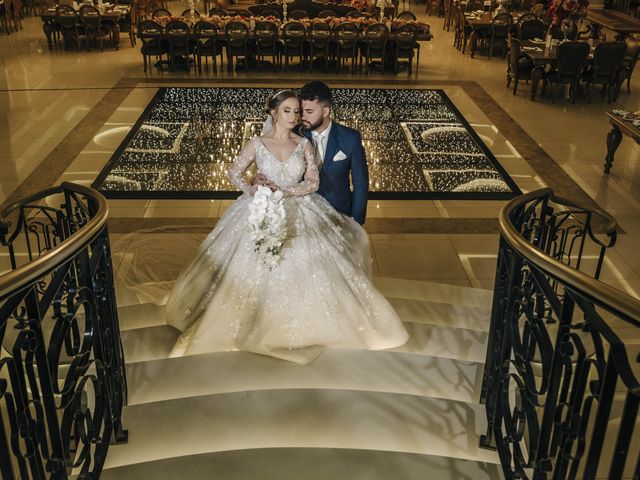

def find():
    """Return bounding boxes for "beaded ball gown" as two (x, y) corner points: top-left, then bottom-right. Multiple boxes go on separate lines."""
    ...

(165, 136), (408, 364)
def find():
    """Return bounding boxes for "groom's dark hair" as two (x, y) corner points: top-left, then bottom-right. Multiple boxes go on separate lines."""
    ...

(300, 81), (332, 106)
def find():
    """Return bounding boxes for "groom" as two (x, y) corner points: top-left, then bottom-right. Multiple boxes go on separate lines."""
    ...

(298, 81), (369, 225)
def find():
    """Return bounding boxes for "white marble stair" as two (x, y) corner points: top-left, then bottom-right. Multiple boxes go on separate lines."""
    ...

(101, 448), (502, 480)
(104, 389), (497, 469)
(102, 277), (502, 479)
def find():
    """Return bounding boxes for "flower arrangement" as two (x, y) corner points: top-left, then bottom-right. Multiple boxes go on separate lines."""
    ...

(392, 18), (430, 33)
(248, 186), (287, 270)
(299, 15), (377, 28)
(547, 0), (589, 25)
(349, 0), (368, 9)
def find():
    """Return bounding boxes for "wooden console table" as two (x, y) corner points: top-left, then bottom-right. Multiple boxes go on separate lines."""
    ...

(604, 112), (640, 173)
(587, 9), (640, 39)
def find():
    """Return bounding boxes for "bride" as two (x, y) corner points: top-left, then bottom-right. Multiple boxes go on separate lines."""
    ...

(165, 89), (408, 364)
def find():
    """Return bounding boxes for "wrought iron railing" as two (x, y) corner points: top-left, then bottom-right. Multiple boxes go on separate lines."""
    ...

(0, 182), (127, 480)
(480, 187), (640, 480)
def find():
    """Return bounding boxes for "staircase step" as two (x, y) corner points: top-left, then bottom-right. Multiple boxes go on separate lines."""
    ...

(373, 277), (493, 310)
(115, 277), (494, 333)
(117, 296), (491, 334)
(125, 349), (484, 406)
(120, 320), (488, 364)
(387, 297), (490, 332)
(395, 322), (488, 361)
(118, 302), (166, 331)
(103, 389), (499, 470)
(101, 448), (502, 480)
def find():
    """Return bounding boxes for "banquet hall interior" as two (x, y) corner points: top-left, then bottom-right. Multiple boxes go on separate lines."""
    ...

(2, 0), (640, 477)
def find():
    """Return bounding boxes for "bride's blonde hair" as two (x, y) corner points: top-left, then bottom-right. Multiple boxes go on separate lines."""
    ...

(265, 89), (299, 116)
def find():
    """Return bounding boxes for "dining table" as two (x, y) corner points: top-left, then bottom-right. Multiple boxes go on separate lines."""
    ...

(604, 111), (640, 173)
(147, 16), (433, 72)
(587, 8), (640, 40)
(519, 39), (598, 100)
(464, 10), (523, 57)
(40, 5), (129, 50)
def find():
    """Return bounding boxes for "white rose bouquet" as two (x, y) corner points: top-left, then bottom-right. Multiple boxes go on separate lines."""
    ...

(248, 185), (287, 270)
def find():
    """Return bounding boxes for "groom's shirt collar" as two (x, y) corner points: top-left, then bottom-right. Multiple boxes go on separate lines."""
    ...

(312, 121), (332, 142)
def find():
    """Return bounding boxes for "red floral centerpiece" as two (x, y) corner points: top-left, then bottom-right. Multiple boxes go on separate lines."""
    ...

(391, 18), (430, 33)
(547, 0), (589, 26)
(349, 0), (368, 9)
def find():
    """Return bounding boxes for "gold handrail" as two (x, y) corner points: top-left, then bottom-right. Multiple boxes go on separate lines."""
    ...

(499, 187), (640, 323)
(0, 182), (109, 299)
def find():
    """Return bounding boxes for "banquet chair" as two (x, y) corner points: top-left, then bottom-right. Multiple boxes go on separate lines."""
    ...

(56, 4), (81, 50)
(180, 8), (201, 17)
(194, 19), (223, 73)
(288, 9), (308, 19)
(506, 37), (534, 94)
(618, 34), (640, 95)
(394, 23), (419, 74)
(507, 0), (521, 10)
(208, 7), (229, 15)
(583, 42), (626, 103)
(517, 18), (545, 40)
(254, 20), (279, 71)
(543, 41), (589, 103)
(79, 4), (112, 51)
(443, 0), (454, 30)
(309, 21), (332, 72)
(465, 0), (482, 11)
(397, 10), (416, 20)
(363, 23), (388, 74)
(20, 0), (33, 16)
(261, 8), (281, 19)
(4, 0), (22, 32)
(426, 0), (439, 16)
(453, 6), (471, 52)
(127, 0), (140, 46)
(282, 21), (307, 72)
(515, 12), (535, 29)
(1, 0), (12, 33)
(335, 21), (358, 73)
(225, 20), (249, 71)
(488, 11), (511, 59)
(151, 7), (171, 17)
(138, 19), (167, 71)
(317, 9), (337, 17)
(530, 3), (543, 18)
(166, 19), (195, 69)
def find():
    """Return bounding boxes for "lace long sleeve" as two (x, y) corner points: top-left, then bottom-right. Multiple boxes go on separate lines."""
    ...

(228, 138), (257, 194)
(282, 141), (320, 197)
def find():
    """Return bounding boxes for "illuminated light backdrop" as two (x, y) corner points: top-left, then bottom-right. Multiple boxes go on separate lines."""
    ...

(93, 87), (521, 200)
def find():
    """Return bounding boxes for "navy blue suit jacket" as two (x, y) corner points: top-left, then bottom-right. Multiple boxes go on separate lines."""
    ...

(304, 122), (369, 225)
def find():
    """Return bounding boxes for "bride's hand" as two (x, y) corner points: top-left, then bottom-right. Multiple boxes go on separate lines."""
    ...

(252, 173), (267, 185)
(253, 173), (278, 192)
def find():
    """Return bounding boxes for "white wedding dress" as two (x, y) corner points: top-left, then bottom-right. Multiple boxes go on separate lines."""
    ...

(166, 136), (408, 364)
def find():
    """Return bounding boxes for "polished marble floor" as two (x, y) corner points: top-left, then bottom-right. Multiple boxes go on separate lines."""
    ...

(1, 4), (640, 298)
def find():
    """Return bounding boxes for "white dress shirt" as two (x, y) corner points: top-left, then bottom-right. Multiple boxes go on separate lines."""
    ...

(311, 121), (332, 166)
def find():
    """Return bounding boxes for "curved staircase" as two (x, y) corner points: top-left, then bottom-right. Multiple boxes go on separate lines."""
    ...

(101, 277), (502, 479)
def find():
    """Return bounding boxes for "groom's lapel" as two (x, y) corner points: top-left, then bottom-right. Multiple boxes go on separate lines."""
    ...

(323, 124), (340, 171)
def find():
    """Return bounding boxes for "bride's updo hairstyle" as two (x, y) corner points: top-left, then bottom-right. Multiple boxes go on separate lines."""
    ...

(265, 89), (299, 117)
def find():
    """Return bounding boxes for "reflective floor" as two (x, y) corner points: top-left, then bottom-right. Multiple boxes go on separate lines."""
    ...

(1, 4), (640, 297)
